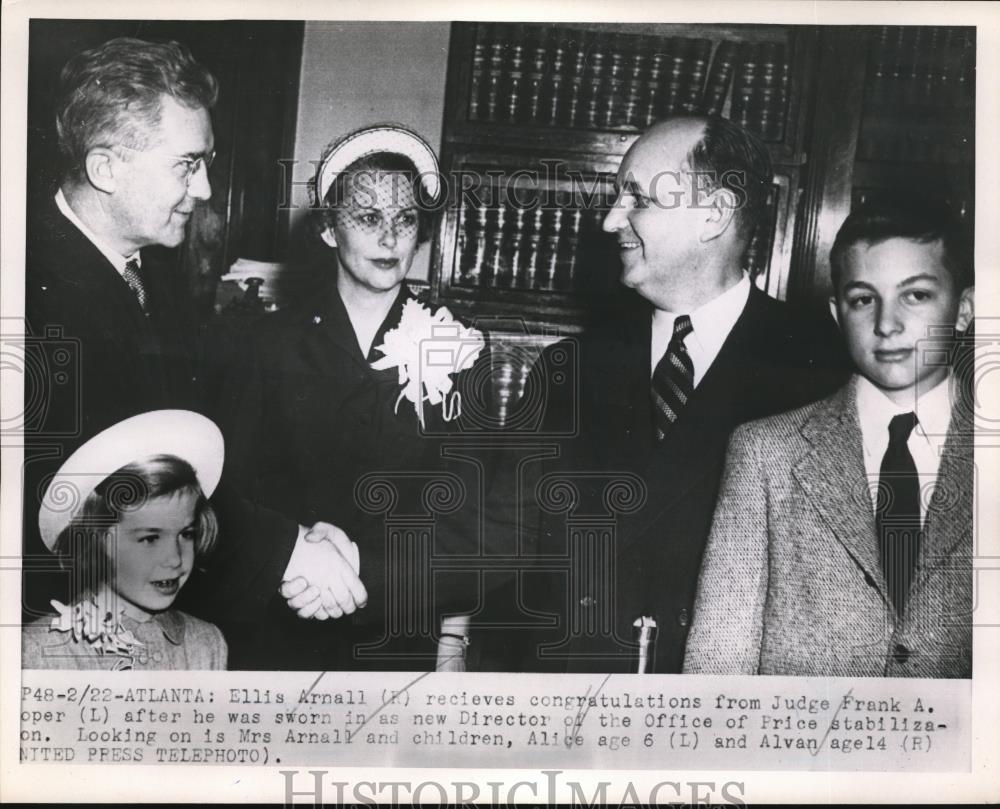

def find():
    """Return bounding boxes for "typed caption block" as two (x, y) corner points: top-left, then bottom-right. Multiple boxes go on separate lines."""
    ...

(19, 671), (969, 771)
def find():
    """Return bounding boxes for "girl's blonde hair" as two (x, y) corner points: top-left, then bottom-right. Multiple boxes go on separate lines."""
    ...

(53, 454), (218, 591)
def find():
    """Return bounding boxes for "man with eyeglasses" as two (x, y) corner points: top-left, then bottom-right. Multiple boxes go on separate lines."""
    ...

(28, 38), (218, 432)
(24, 37), (366, 656)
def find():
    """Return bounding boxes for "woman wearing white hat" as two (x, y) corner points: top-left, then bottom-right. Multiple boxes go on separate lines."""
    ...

(22, 410), (228, 670)
(220, 125), (485, 671)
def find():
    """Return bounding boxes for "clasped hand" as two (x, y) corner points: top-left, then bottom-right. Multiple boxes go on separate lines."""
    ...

(280, 522), (368, 620)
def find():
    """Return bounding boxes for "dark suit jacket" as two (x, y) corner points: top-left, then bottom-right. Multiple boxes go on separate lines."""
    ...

(25, 197), (196, 432)
(23, 195), (296, 625)
(217, 282), (495, 670)
(515, 286), (850, 673)
(684, 378), (972, 678)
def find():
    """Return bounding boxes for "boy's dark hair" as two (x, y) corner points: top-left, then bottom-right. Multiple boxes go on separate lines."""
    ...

(54, 455), (218, 596)
(830, 196), (974, 295)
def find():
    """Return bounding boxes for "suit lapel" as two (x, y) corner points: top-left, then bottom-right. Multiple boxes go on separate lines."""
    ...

(312, 284), (366, 364)
(368, 287), (409, 357)
(792, 379), (887, 596)
(616, 289), (772, 547)
(644, 291), (762, 476)
(304, 282), (412, 377)
(582, 302), (653, 469)
(917, 405), (973, 573)
(140, 247), (186, 325)
(35, 198), (154, 331)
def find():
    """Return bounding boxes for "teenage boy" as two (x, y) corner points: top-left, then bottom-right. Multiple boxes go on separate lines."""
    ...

(683, 199), (974, 678)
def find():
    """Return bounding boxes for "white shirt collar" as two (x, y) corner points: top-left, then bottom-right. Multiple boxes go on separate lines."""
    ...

(856, 372), (954, 448)
(650, 273), (752, 385)
(55, 188), (139, 275)
(856, 373), (954, 522)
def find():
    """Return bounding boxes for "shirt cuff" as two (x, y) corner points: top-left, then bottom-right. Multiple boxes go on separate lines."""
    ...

(280, 525), (310, 585)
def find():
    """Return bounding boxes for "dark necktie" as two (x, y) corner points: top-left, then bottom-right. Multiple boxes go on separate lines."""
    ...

(876, 412), (921, 615)
(651, 314), (694, 441)
(122, 258), (148, 314)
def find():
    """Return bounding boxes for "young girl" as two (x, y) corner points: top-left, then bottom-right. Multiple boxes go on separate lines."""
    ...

(22, 410), (228, 670)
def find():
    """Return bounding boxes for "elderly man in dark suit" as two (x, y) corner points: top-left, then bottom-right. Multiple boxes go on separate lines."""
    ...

(510, 115), (848, 674)
(23, 37), (362, 632)
(684, 199), (973, 677)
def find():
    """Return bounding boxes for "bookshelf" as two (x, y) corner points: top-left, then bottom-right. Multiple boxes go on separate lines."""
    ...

(790, 25), (975, 304)
(852, 25), (975, 218)
(432, 22), (975, 327)
(438, 150), (619, 327)
(433, 22), (815, 330)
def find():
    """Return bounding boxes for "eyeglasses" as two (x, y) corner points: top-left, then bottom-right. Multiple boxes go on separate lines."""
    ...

(115, 145), (216, 185)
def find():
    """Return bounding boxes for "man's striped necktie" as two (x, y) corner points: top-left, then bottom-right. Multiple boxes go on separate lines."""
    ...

(122, 258), (148, 314)
(651, 314), (694, 441)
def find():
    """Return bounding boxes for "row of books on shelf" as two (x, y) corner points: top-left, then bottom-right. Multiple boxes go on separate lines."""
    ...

(452, 197), (617, 294)
(449, 194), (775, 295)
(865, 25), (974, 109)
(466, 23), (791, 142)
(856, 124), (972, 165)
(852, 188), (972, 224)
(489, 352), (535, 426)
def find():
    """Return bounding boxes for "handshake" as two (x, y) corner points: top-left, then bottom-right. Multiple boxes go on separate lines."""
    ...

(278, 521), (469, 671)
(280, 522), (367, 620)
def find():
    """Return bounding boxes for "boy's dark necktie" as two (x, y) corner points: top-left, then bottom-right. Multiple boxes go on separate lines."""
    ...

(651, 314), (694, 441)
(877, 411), (921, 615)
(122, 258), (148, 314)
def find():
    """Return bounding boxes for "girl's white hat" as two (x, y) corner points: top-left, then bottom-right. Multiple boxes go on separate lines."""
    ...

(38, 410), (224, 551)
(315, 123), (441, 204)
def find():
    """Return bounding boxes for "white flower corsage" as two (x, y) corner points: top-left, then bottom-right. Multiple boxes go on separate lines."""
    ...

(49, 598), (144, 670)
(371, 299), (485, 428)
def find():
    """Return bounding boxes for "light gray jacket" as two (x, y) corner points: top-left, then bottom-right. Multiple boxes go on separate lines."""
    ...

(684, 378), (972, 678)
